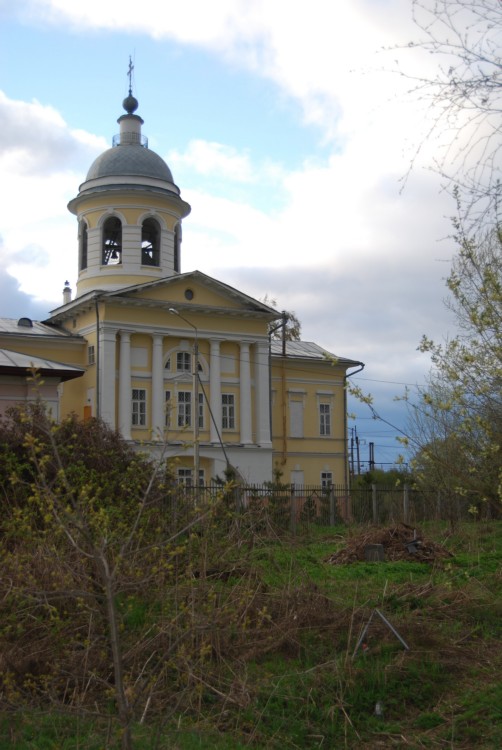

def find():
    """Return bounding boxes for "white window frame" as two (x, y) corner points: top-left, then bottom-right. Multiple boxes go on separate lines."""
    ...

(321, 471), (333, 489)
(222, 393), (235, 430)
(177, 390), (192, 427)
(198, 392), (204, 429)
(165, 390), (172, 427)
(177, 351), (191, 373)
(177, 467), (205, 487)
(87, 345), (95, 365)
(319, 402), (331, 436)
(132, 388), (147, 427)
(289, 398), (304, 438)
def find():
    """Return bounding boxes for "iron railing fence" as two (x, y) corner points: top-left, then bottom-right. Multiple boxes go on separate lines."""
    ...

(163, 482), (484, 533)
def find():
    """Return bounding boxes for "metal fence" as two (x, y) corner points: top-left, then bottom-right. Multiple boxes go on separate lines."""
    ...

(167, 482), (480, 533)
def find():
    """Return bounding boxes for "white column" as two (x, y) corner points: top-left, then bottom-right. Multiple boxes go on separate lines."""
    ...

(209, 339), (222, 444)
(118, 331), (132, 440)
(239, 341), (252, 444)
(100, 328), (117, 430)
(151, 334), (164, 439)
(255, 341), (272, 446)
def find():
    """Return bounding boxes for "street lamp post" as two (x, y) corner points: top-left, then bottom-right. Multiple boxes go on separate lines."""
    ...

(169, 308), (199, 488)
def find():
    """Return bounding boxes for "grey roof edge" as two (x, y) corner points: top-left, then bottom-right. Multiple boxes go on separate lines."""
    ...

(0, 348), (85, 381)
(270, 340), (364, 368)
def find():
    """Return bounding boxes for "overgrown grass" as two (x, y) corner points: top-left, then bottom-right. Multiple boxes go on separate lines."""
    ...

(2, 521), (501, 748)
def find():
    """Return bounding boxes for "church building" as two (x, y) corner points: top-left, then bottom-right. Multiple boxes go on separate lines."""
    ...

(0, 86), (363, 487)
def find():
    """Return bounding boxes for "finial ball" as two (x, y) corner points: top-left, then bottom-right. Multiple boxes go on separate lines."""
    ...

(122, 95), (139, 114)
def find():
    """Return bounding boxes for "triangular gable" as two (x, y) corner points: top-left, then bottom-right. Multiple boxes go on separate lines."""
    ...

(104, 270), (280, 317)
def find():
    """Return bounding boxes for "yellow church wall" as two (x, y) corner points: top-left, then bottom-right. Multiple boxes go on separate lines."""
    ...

(0, 338), (85, 367)
(130, 282), (263, 316)
(270, 357), (348, 486)
(74, 195), (184, 231)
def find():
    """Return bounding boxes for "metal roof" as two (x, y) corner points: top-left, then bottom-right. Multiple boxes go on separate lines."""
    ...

(270, 340), (363, 367)
(0, 349), (84, 380)
(85, 145), (174, 183)
(0, 317), (78, 338)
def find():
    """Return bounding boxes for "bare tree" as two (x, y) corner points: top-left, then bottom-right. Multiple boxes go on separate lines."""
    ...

(402, 0), (502, 228)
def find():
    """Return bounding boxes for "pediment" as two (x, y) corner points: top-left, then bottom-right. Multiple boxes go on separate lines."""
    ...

(106, 271), (279, 318)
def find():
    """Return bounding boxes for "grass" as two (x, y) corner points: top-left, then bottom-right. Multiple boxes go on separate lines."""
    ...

(2, 521), (501, 748)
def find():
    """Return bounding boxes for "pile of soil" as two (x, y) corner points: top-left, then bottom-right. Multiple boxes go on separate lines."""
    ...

(325, 523), (453, 564)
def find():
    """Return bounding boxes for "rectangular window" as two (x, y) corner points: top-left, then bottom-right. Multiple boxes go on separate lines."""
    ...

(321, 471), (333, 488)
(177, 351), (191, 372)
(198, 392), (204, 429)
(222, 393), (235, 429)
(178, 391), (191, 427)
(87, 345), (95, 365)
(319, 403), (331, 436)
(289, 400), (304, 437)
(178, 468), (193, 486)
(177, 468), (204, 487)
(165, 390), (171, 427)
(132, 388), (146, 427)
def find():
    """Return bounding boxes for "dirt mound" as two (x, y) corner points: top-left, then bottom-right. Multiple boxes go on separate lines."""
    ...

(325, 523), (453, 564)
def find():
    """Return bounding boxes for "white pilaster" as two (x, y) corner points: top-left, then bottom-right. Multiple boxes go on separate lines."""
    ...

(100, 328), (117, 429)
(255, 341), (272, 446)
(210, 339), (222, 443)
(151, 334), (164, 439)
(239, 341), (252, 444)
(118, 331), (132, 440)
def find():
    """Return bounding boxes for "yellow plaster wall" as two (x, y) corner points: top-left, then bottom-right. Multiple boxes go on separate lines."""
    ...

(75, 195), (184, 231)
(271, 358), (348, 485)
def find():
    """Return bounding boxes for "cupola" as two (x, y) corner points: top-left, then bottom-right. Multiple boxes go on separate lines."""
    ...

(68, 82), (191, 297)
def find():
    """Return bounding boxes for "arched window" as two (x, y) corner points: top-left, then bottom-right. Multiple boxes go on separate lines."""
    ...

(102, 217), (122, 265)
(141, 218), (160, 266)
(79, 221), (88, 270)
(174, 224), (181, 273)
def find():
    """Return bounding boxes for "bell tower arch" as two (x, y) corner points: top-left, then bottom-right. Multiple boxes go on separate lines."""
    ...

(68, 86), (191, 297)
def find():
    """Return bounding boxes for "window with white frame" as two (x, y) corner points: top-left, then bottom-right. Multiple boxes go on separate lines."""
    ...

(321, 471), (333, 489)
(198, 392), (204, 429)
(319, 402), (331, 436)
(177, 467), (204, 486)
(177, 391), (191, 427)
(222, 393), (235, 429)
(165, 390), (172, 427)
(177, 468), (193, 486)
(87, 345), (95, 365)
(289, 396), (304, 438)
(132, 388), (147, 427)
(177, 351), (191, 372)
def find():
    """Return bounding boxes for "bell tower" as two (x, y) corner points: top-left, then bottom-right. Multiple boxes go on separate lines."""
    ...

(68, 73), (191, 297)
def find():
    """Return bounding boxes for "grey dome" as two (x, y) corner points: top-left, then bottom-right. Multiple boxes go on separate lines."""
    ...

(86, 145), (174, 183)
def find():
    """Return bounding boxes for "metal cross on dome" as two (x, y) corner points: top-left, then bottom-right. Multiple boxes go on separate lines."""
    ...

(127, 56), (134, 96)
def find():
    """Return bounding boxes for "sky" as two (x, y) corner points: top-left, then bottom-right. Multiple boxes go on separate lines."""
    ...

(0, 0), (472, 470)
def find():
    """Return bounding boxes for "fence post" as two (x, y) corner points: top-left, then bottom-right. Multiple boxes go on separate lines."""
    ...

(372, 484), (378, 524)
(344, 483), (350, 523)
(290, 484), (297, 535)
(403, 484), (410, 524)
(329, 483), (335, 526)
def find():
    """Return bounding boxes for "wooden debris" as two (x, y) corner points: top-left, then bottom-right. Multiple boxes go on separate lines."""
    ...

(325, 523), (453, 565)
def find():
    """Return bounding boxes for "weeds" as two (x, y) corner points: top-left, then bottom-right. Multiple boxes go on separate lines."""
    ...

(0, 414), (500, 750)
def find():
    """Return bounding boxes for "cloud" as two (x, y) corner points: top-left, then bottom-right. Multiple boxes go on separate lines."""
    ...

(169, 139), (257, 182)
(0, 91), (105, 176)
(0, 91), (105, 304)
(2, 0), (472, 461)
(0, 237), (54, 319)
